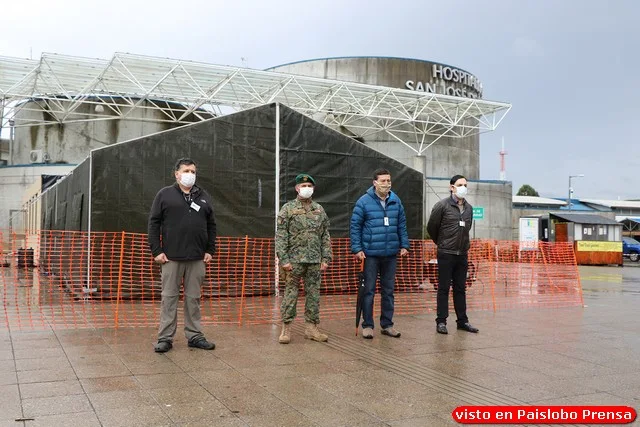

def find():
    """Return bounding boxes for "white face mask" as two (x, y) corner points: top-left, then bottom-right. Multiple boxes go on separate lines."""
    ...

(179, 172), (196, 188)
(298, 187), (314, 199)
(455, 185), (468, 198)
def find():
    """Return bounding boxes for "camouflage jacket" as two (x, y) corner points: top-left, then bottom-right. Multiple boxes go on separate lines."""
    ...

(276, 198), (332, 265)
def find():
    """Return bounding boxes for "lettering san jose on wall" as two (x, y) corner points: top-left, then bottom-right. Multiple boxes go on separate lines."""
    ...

(405, 64), (483, 99)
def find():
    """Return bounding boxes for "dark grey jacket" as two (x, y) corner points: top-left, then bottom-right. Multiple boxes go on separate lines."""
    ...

(426, 196), (473, 255)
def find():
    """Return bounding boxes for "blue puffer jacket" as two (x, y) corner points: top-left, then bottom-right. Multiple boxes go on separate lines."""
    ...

(350, 187), (410, 257)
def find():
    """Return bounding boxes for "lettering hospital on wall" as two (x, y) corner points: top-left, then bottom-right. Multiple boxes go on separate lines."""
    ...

(405, 64), (483, 99)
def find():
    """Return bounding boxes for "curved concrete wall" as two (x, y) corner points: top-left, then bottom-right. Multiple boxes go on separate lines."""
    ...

(12, 99), (211, 165)
(267, 57), (481, 179)
(267, 57), (483, 98)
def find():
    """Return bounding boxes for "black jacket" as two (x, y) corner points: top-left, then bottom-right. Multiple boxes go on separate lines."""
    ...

(148, 183), (216, 261)
(426, 196), (473, 255)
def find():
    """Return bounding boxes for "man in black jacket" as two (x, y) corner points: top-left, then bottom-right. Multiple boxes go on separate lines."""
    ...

(427, 174), (479, 335)
(148, 158), (217, 353)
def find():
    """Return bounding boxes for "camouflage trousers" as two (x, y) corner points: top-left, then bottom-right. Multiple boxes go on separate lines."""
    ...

(281, 263), (322, 324)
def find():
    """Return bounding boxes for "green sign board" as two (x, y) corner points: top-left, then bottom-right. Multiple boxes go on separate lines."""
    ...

(472, 207), (484, 220)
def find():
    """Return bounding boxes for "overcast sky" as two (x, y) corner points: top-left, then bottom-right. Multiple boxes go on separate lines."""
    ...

(2, 0), (638, 199)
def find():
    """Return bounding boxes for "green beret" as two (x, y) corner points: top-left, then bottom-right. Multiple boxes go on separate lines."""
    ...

(295, 174), (315, 185)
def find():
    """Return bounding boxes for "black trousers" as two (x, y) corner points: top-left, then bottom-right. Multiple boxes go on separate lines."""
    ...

(436, 252), (469, 325)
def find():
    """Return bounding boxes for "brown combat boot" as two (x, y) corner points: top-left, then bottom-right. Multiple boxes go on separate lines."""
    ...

(279, 322), (291, 344)
(304, 322), (328, 342)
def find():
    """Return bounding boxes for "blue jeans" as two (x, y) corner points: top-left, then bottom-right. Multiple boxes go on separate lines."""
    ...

(361, 255), (397, 329)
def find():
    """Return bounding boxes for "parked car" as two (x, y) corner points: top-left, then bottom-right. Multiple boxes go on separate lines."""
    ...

(622, 236), (640, 262)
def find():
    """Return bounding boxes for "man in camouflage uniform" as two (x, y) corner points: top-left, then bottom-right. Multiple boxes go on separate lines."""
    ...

(276, 173), (332, 344)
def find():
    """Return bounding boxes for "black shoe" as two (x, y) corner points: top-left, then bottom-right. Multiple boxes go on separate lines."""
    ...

(457, 322), (479, 333)
(188, 337), (215, 350)
(436, 323), (448, 334)
(154, 341), (173, 353)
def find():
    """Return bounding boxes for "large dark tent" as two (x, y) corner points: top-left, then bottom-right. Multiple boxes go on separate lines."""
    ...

(42, 103), (424, 238)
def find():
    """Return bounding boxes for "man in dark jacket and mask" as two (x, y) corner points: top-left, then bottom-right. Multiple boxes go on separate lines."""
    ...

(427, 174), (479, 335)
(350, 168), (410, 339)
(148, 158), (217, 353)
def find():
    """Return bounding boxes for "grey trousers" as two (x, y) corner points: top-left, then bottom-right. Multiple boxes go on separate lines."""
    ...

(157, 260), (206, 343)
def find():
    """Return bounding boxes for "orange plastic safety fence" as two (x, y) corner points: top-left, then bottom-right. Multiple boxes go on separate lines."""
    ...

(0, 230), (583, 330)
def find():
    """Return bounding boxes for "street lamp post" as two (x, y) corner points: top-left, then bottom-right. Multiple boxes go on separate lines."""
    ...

(567, 174), (585, 210)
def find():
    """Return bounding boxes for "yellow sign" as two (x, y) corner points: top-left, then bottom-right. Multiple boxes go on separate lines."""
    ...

(576, 241), (622, 252)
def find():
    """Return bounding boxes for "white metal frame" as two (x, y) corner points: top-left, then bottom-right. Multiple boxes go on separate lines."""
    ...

(0, 52), (511, 156)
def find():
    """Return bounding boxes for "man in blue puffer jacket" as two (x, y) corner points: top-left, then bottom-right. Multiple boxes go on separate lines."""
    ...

(350, 168), (410, 339)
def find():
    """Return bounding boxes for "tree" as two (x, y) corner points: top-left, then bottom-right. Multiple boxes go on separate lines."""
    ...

(516, 184), (539, 197)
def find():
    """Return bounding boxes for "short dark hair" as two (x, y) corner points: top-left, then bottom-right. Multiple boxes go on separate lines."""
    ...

(175, 158), (196, 171)
(373, 168), (391, 180)
(450, 174), (466, 185)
